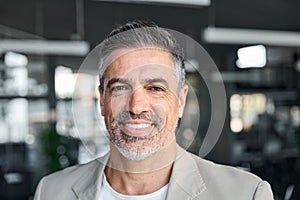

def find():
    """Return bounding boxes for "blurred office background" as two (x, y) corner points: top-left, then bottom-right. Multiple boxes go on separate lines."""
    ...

(0, 0), (299, 199)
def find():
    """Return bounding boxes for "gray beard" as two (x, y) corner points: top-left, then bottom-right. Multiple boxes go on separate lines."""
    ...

(110, 120), (161, 160)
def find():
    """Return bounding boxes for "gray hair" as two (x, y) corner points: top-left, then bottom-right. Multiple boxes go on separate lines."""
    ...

(98, 20), (186, 91)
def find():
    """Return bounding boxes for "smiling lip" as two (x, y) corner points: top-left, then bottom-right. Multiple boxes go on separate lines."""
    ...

(120, 120), (154, 137)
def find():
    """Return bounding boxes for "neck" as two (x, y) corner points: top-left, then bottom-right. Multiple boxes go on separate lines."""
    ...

(108, 139), (176, 172)
(104, 140), (176, 195)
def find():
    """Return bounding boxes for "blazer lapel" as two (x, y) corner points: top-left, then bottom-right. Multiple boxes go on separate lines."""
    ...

(166, 146), (207, 200)
(70, 147), (206, 200)
(72, 155), (108, 200)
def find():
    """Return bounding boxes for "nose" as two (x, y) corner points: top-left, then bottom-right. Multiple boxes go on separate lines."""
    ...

(128, 87), (150, 115)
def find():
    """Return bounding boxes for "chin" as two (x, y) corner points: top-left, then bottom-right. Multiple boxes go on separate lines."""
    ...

(114, 142), (160, 161)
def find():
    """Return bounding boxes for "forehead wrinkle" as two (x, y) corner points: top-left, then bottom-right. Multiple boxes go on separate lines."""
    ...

(142, 78), (169, 87)
(107, 48), (175, 72)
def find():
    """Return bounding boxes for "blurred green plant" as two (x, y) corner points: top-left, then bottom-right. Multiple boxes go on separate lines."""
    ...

(39, 128), (78, 172)
(296, 127), (300, 146)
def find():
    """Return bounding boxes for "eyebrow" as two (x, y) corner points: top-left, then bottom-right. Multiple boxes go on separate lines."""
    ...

(106, 77), (169, 89)
(106, 78), (130, 89)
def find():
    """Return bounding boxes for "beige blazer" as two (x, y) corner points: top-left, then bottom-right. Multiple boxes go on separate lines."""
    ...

(34, 146), (273, 200)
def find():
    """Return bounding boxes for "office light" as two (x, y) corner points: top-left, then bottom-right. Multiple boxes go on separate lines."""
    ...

(296, 60), (300, 72)
(202, 27), (300, 47)
(5, 51), (28, 67)
(55, 66), (77, 98)
(0, 39), (90, 56)
(95, 0), (210, 6)
(236, 45), (266, 68)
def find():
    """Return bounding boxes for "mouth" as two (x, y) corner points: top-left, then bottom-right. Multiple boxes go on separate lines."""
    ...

(125, 123), (151, 129)
(119, 120), (155, 137)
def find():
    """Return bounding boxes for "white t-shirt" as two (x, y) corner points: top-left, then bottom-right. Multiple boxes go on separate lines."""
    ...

(99, 175), (169, 200)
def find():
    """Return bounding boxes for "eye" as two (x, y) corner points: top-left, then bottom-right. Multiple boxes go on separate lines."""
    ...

(111, 85), (128, 92)
(147, 86), (165, 92)
(109, 84), (130, 96)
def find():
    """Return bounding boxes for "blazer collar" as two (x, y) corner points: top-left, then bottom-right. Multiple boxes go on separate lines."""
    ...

(72, 155), (108, 200)
(71, 146), (206, 200)
(166, 146), (207, 200)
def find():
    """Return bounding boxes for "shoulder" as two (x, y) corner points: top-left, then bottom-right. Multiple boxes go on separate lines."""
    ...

(42, 158), (101, 184)
(186, 152), (273, 199)
(190, 153), (261, 183)
(34, 156), (107, 200)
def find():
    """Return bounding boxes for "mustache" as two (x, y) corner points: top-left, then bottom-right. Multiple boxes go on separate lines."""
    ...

(114, 111), (161, 126)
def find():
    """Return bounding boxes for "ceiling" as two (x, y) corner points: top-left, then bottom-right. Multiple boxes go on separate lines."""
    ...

(0, 0), (299, 43)
(0, 0), (300, 71)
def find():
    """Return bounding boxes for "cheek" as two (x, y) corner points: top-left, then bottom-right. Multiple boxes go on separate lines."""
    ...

(104, 95), (129, 117)
(152, 97), (179, 123)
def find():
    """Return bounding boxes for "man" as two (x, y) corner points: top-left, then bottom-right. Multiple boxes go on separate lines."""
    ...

(34, 21), (274, 200)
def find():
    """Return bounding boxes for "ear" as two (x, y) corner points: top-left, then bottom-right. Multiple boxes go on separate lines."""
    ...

(98, 85), (104, 116)
(178, 84), (188, 118)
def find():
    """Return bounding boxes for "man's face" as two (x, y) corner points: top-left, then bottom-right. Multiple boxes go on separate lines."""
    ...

(100, 48), (188, 160)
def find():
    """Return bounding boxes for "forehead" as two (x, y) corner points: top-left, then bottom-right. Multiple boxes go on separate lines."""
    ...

(104, 48), (176, 81)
